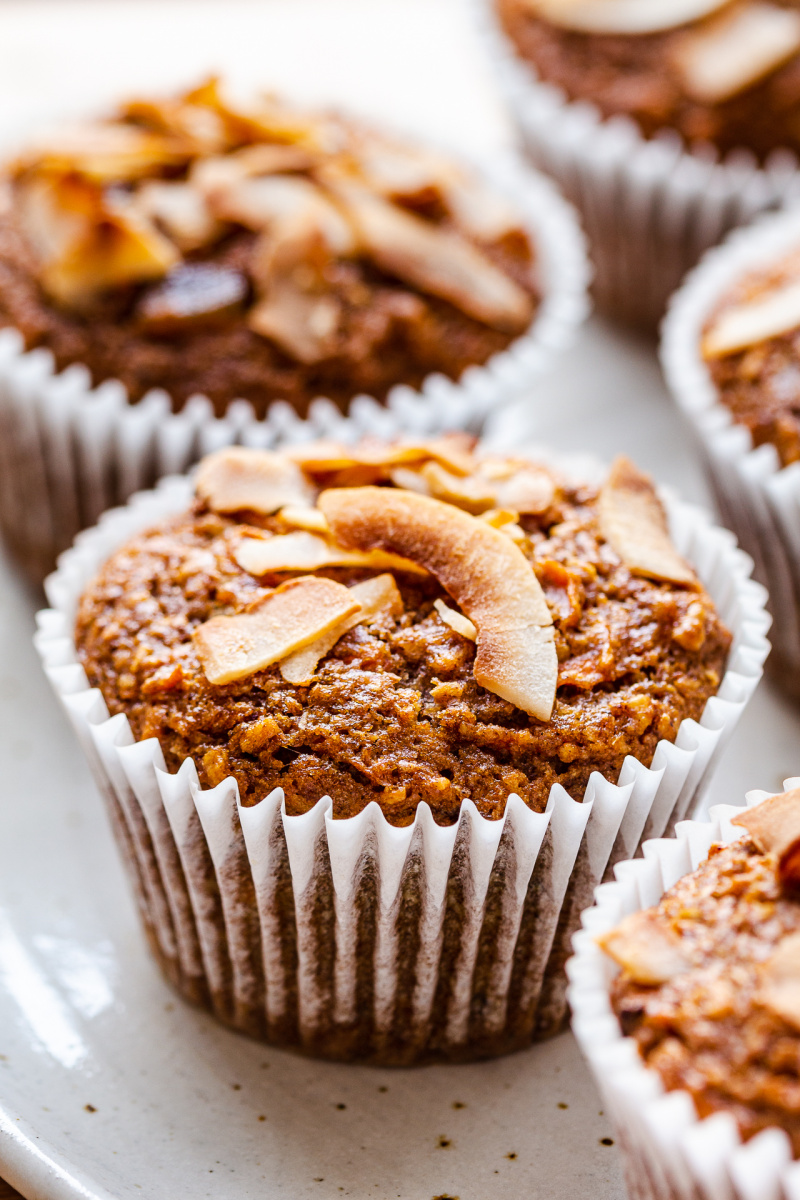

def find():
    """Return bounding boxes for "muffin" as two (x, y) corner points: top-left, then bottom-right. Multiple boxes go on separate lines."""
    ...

(483, 0), (800, 327)
(0, 78), (589, 581)
(569, 782), (800, 1199)
(37, 438), (768, 1062)
(662, 207), (800, 701)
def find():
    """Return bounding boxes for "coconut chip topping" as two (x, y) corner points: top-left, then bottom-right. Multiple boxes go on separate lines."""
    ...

(9, 78), (536, 353)
(318, 486), (558, 720)
(233, 529), (428, 577)
(599, 457), (697, 588)
(758, 933), (800, 1030)
(279, 573), (403, 685)
(519, 0), (731, 35)
(194, 446), (314, 515)
(187, 443), (707, 720)
(192, 575), (361, 685)
(702, 278), (800, 359)
(733, 787), (800, 892)
(672, 2), (800, 105)
(597, 910), (691, 985)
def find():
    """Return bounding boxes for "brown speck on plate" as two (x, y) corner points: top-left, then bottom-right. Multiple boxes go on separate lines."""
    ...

(436, 1136), (452, 1149)
(452, 1100), (466, 1109)
(600, 1137), (614, 1146)
(84, 1104), (97, 1113)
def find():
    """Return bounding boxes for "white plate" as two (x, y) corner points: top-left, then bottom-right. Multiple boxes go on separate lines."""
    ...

(1, 3), (799, 1197)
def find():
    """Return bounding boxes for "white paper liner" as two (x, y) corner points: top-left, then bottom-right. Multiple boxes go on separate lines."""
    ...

(661, 207), (800, 700)
(33, 459), (768, 1063)
(568, 774), (800, 1200)
(0, 149), (589, 583)
(476, 0), (800, 329)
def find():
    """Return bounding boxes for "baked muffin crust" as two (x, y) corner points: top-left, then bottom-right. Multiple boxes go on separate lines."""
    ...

(75, 442), (730, 825)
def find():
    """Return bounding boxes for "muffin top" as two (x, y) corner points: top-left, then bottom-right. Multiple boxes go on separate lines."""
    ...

(74, 440), (730, 825)
(0, 79), (537, 417)
(604, 787), (800, 1155)
(496, 0), (800, 158)
(701, 249), (800, 466)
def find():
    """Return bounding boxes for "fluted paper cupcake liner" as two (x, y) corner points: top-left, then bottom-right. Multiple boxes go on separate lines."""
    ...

(0, 150), (589, 583)
(568, 777), (800, 1200)
(661, 207), (800, 701)
(33, 458), (768, 1064)
(477, 0), (800, 330)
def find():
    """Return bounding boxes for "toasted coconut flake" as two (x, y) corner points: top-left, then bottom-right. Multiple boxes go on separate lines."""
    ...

(287, 437), (475, 478)
(191, 143), (319, 198)
(732, 788), (800, 890)
(280, 573), (403, 684)
(247, 202), (352, 364)
(195, 447), (314, 515)
(421, 461), (498, 514)
(434, 599), (477, 641)
(204, 171), (354, 253)
(249, 286), (341, 365)
(235, 529), (428, 577)
(186, 81), (331, 150)
(20, 177), (179, 307)
(277, 505), (329, 533)
(120, 95), (230, 154)
(193, 576), (360, 685)
(520, 0), (731, 34)
(319, 487), (557, 718)
(702, 281), (800, 358)
(352, 134), (524, 241)
(673, 2), (800, 104)
(599, 457), (697, 588)
(12, 121), (191, 182)
(597, 911), (690, 985)
(758, 934), (800, 1030)
(422, 458), (556, 516)
(495, 464), (556, 515)
(334, 184), (533, 333)
(134, 181), (222, 253)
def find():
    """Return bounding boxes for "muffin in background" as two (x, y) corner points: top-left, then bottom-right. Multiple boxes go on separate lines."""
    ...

(662, 207), (800, 702)
(483, 0), (800, 328)
(1, 77), (539, 418)
(36, 436), (767, 1063)
(569, 781), (800, 1199)
(0, 77), (589, 581)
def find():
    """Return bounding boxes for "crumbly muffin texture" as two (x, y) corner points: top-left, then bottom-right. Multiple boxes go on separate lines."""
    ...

(497, 0), (800, 159)
(608, 794), (800, 1154)
(702, 249), (800, 467)
(74, 442), (730, 825)
(0, 80), (537, 418)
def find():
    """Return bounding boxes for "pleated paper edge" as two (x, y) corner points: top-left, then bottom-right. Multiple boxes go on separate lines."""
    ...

(567, 776), (800, 1200)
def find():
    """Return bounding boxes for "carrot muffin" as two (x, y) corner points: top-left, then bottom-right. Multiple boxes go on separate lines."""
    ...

(74, 439), (731, 825)
(0, 79), (539, 419)
(603, 786), (800, 1154)
(495, 0), (800, 159)
(700, 248), (800, 467)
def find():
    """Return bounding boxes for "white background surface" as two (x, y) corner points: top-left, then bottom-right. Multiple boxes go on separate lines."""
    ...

(0, 2), (798, 1198)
